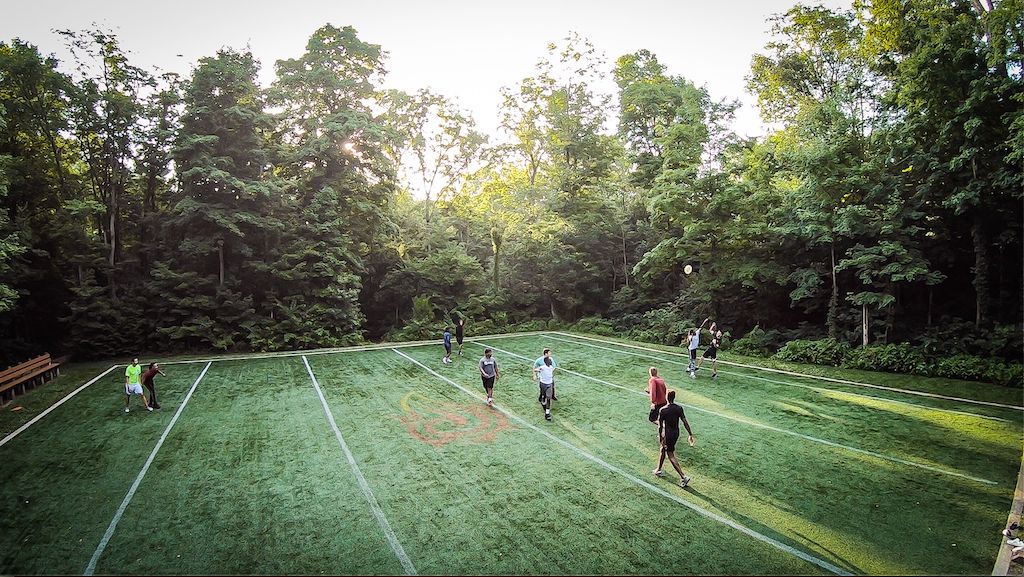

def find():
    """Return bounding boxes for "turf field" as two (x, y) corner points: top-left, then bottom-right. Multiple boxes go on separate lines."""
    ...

(0, 331), (1021, 575)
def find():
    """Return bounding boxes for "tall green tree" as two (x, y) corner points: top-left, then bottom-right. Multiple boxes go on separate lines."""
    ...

(158, 49), (273, 350)
(269, 24), (398, 347)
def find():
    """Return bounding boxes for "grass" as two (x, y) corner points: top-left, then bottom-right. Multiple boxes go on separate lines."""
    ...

(0, 332), (1020, 575)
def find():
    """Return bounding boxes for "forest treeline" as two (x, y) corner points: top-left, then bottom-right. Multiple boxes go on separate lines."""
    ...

(1, 1), (1021, 372)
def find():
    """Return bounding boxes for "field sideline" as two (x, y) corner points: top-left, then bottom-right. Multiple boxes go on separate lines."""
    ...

(0, 331), (1020, 575)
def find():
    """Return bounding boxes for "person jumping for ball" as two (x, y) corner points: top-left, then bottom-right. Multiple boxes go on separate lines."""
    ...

(653, 390), (696, 487)
(456, 318), (466, 356)
(686, 318), (710, 377)
(695, 326), (723, 379)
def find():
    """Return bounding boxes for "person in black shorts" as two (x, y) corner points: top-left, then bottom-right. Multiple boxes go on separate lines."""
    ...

(456, 318), (465, 356)
(695, 326), (722, 378)
(653, 390), (696, 487)
(479, 348), (499, 406)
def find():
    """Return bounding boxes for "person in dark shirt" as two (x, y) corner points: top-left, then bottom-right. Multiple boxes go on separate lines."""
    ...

(695, 325), (723, 379)
(141, 362), (166, 409)
(455, 318), (465, 356)
(653, 390), (696, 487)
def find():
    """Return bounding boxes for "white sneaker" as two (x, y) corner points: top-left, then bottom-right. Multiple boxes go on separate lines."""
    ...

(147, 406), (154, 412)
(653, 469), (663, 477)
(124, 408), (129, 413)
(1008, 537), (1024, 547)
(680, 475), (691, 488)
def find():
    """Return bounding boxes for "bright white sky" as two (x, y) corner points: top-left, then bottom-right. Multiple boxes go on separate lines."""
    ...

(2, 0), (852, 139)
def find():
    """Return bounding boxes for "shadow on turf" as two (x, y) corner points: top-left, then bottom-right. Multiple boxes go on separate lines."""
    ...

(683, 485), (863, 575)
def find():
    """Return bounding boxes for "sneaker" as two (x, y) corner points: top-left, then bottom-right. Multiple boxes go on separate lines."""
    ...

(1008, 537), (1024, 547)
(124, 408), (129, 413)
(679, 475), (691, 488)
(153, 403), (161, 409)
(711, 373), (718, 379)
(689, 371), (696, 379)
(147, 406), (154, 412)
(653, 469), (663, 477)
(545, 412), (552, 421)
(487, 398), (493, 406)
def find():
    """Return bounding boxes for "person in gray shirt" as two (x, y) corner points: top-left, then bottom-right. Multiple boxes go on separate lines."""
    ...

(479, 348), (500, 406)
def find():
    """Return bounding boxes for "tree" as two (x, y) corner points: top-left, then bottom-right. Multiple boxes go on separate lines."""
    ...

(859, 0), (1023, 327)
(382, 88), (486, 222)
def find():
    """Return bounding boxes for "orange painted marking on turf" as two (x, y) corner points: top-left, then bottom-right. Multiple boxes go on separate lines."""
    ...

(395, 392), (512, 447)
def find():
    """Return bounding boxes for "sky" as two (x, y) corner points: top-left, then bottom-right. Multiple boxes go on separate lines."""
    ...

(2, 0), (853, 139)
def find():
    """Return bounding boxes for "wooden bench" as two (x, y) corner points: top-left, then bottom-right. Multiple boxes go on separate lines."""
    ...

(0, 354), (61, 407)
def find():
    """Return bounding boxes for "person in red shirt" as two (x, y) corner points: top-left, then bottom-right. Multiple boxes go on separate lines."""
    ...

(141, 362), (166, 409)
(646, 367), (667, 424)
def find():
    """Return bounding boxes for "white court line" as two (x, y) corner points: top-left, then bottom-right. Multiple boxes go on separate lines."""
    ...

(392, 348), (851, 576)
(0, 365), (118, 449)
(302, 356), (416, 576)
(84, 362), (212, 575)
(156, 332), (547, 366)
(546, 334), (1016, 421)
(477, 342), (997, 486)
(552, 332), (1024, 411)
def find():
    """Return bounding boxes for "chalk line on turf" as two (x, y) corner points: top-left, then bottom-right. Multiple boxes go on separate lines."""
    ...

(0, 365), (118, 449)
(557, 332), (1019, 414)
(155, 331), (547, 366)
(84, 362), (211, 575)
(476, 341), (997, 486)
(393, 348), (852, 576)
(546, 333), (1017, 420)
(302, 356), (417, 576)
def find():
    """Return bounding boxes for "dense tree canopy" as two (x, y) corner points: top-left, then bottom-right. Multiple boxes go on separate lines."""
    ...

(0, 4), (1020, 375)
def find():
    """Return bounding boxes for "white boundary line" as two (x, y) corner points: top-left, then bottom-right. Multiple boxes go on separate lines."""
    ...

(84, 362), (212, 575)
(156, 332), (547, 366)
(0, 365), (118, 449)
(392, 348), (851, 576)
(302, 356), (416, 576)
(552, 332), (1024, 411)
(547, 333), (1020, 418)
(478, 342), (998, 486)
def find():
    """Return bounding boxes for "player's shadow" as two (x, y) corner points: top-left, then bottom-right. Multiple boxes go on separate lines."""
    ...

(682, 486), (863, 576)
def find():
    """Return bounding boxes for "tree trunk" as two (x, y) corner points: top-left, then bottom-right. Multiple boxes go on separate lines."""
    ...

(971, 212), (989, 327)
(828, 241), (839, 339)
(622, 228), (629, 288)
(862, 303), (869, 347)
(218, 241), (225, 286)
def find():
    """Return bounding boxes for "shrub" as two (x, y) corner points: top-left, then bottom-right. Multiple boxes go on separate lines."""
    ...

(843, 343), (929, 374)
(933, 354), (1024, 388)
(773, 338), (851, 366)
(730, 326), (780, 357)
(570, 316), (616, 336)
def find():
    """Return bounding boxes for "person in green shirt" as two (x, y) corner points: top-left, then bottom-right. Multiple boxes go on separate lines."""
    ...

(124, 358), (152, 413)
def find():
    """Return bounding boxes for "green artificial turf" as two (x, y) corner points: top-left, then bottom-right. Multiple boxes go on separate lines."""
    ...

(0, 332), (1019, 575)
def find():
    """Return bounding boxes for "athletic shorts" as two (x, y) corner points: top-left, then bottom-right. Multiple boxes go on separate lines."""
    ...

(689, 349), (698, 362)
(444, 344), (452, 353)
(649, 403), (666, 423)
(662, 429), (680, 453)
(456, 335), (464, 345)
(702, 348), (717, 359)
(125, 383), (144, 395)
(539, 382), (553, 402)
(482, 376), (495, 388)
